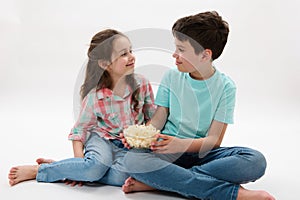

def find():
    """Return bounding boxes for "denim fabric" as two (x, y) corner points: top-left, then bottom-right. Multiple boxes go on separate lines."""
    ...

(36, 134), (129, 186)
(124, 146), (266, 200)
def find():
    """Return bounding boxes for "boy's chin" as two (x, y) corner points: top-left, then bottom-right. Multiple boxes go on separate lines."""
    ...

(176, 65), (189, 73)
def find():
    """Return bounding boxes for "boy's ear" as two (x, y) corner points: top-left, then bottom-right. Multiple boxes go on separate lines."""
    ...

(97, 59), (111, 69)
(201, 49), (213, 61)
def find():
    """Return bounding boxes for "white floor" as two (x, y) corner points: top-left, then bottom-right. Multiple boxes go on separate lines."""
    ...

(0, 93), (299, 200)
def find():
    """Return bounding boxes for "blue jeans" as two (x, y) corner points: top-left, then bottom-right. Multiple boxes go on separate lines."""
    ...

(36, 134), (129, 186)
(124, 146), (267, 200)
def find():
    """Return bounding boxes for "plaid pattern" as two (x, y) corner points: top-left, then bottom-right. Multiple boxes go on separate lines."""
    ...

(68, 74), (156, 143)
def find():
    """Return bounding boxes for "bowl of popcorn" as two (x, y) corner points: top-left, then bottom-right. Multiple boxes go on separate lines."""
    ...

(123, 124), (159, 148)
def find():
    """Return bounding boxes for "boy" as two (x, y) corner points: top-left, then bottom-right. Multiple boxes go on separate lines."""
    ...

(122, 11), (275, 200)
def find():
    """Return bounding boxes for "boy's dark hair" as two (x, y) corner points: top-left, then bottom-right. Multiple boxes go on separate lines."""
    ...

(172, 11), (229, 60)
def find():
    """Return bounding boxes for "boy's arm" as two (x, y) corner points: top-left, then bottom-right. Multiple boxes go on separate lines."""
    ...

(151, 120), (227, 154)
(187, 120), (227, 153)
(147, 106), (169, 130)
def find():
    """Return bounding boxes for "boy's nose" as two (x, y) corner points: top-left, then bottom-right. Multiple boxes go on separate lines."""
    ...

(172, 52), (178, 58)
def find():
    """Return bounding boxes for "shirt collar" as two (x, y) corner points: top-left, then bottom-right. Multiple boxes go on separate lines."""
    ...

(96, 85), (132, 100)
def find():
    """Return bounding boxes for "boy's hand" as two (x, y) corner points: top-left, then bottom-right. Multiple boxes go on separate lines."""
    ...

(150, 134), (189, 154)
(119, 133), (131, 149)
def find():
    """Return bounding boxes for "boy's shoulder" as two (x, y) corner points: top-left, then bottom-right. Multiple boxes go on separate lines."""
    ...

(218, 70), (236, 90)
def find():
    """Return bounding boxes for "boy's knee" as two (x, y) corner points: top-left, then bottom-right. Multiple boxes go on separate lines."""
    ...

(253, 150), (267, 176)
(244, 148), (267, 179)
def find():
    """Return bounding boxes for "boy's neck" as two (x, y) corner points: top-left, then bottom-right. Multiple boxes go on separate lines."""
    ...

(189, 65), (215, 80)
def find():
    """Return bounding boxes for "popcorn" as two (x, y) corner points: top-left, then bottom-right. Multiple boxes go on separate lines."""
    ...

(123, 124), (159, 148)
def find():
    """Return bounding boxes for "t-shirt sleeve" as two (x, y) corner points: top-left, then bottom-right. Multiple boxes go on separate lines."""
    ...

(154, 70), (172, 108)
(214, 79), (236, 124)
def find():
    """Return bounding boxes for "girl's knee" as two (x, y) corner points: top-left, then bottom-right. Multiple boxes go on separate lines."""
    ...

(82, 155), (112, 181)
(83, 162), (109, 181)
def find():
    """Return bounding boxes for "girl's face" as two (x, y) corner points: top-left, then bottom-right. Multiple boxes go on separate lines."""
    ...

(172, 37), (202, 73)
(108, 36), (135, 78)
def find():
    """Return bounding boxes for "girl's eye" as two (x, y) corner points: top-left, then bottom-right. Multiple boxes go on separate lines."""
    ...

(178, 48), (184, 52)
(121, 50), (133, 57)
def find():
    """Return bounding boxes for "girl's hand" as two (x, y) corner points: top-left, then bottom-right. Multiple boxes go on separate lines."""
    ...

(119, 133), (131, 149)
(64, 179), (83, 187)
(150, 134), (189, 154)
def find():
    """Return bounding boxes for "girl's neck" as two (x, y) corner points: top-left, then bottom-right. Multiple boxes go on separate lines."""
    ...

(111, 76), (127, 97)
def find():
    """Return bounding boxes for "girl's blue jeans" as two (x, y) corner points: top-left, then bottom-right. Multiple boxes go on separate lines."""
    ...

(36, 133), (129, 186)
(124, 146), (267, 200)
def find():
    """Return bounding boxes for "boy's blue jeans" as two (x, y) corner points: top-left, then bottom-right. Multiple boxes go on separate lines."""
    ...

(124, 146), (267, 200)
(36, 133), (129, 186)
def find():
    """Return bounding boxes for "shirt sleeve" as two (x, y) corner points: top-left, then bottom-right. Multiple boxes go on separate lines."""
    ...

(214, 79), (236, 124)
(68, 91), (97, 143)
(154, 69), (172, 108)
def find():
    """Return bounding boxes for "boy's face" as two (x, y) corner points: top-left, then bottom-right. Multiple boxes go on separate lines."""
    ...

(172, 37), (201, 73)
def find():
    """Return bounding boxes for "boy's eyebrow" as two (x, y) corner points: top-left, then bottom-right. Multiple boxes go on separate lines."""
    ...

(175, 44), (185, 49)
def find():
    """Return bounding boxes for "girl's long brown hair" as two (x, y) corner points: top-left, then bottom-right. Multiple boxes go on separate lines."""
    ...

(80, 29), (139, 111)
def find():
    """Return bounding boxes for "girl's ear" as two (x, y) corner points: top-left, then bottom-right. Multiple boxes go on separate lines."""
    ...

(98, 60), (111, 69)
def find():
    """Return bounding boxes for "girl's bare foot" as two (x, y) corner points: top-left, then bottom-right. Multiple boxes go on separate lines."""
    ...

(122, 177), (155, 193)
(237, 186), (275, 200)
(36, 158), (55, 164)
(8, 165), (39, 186)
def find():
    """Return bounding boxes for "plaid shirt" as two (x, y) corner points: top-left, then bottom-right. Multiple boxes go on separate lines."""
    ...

(68, 74), (156, 143)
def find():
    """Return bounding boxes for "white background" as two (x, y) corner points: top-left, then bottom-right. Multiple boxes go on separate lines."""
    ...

(1, 0), (299, 199)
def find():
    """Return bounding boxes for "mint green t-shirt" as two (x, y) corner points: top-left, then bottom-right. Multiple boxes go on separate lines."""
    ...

(155, 68), (236, 139)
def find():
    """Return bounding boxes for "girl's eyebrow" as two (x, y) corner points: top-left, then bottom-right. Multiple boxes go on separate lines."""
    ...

(117, 46), (132, 53)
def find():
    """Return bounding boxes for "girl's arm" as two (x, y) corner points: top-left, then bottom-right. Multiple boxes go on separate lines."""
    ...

(72, 140), (84, 158)
(151, 120), (227, 154)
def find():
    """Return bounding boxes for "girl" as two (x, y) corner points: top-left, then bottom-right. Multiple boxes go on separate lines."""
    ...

(8, 29), (156, 187)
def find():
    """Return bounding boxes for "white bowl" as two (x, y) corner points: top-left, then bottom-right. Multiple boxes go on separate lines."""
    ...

(123, 124), (159, 148)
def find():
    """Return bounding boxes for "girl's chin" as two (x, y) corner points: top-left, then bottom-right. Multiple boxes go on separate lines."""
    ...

(125, 69), (135, 75)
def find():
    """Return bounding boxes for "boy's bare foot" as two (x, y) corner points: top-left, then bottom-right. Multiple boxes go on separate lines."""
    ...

(122, 177), (155, 193)
(237, 186), (275, 200)
(8, 165), (39, 186)
(36, 158), (55, 164)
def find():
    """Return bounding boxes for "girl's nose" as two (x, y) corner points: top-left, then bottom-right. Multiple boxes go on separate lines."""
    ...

(129, 52), (135, 61)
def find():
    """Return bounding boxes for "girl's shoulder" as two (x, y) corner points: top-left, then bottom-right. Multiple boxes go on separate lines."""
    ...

(133, 73), (150, 85)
